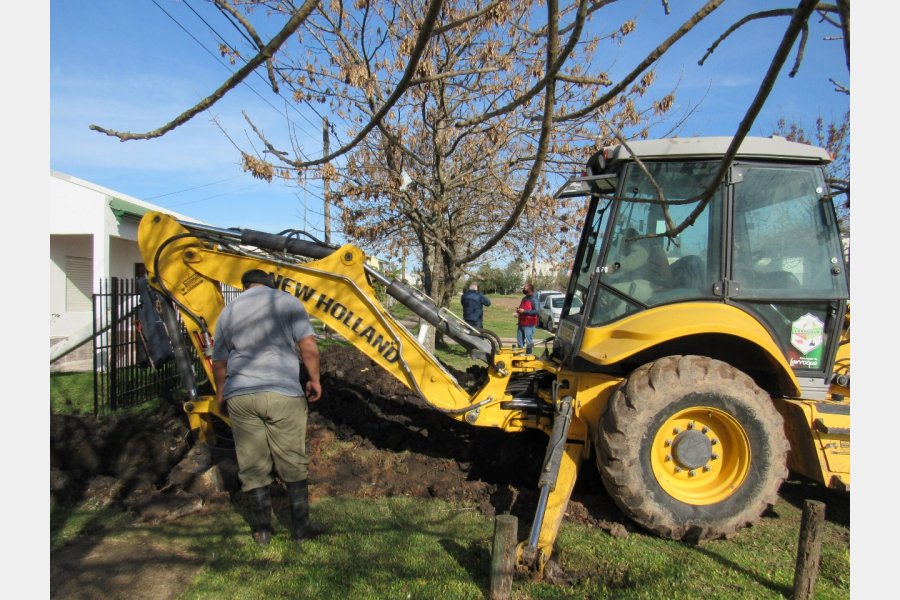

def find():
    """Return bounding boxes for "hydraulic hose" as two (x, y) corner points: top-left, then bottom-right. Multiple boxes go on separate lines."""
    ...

(176, 220), (496, 358)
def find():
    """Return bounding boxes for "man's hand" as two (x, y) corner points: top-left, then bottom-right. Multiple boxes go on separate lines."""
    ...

(212, 359), (228, 415)
(305, 380), (322, 403)
(297, 335), (322, 403)
(216, 394), (228, 416)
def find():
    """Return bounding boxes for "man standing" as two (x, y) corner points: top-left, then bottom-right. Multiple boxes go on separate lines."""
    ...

(515, 282), (539, 354)
(212, 268), (322, 545)
(460, 282), (491, 330)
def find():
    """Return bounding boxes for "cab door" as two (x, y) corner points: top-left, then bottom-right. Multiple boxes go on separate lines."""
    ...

(727, 164), (849, 398)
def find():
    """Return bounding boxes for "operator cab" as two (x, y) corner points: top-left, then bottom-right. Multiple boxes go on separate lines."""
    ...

(551, 137), (849, 395)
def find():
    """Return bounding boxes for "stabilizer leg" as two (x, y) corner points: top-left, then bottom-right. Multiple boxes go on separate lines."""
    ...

(519, 396), (587, 574)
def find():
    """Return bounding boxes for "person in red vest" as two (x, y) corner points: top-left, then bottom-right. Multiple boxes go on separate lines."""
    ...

(515, 282), (539, 354)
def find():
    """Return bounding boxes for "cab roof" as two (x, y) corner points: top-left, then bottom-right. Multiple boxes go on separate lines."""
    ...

(597, 136), (831, 165)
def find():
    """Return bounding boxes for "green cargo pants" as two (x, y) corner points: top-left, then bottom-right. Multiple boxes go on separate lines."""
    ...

(226, 391), (310, 491)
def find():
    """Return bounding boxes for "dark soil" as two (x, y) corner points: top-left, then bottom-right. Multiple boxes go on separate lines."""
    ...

(50, 343), (848, 597)
(51, 344), (627, 529)
(50, 344), (628, 597)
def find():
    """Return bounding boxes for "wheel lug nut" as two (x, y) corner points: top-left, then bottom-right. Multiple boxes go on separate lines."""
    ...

(674, 466), (682, 473)
(711, 439), (718, 445)
(665, 454), (672, 462)
(664, 439), (672, 447)
(703, 466), (711, 472)
(701, 426), (709, 434)
(711, 453), (719, 460)
(673, 427), (680, 435)
(687, 422), (694, 429)
(688, 470), (696, 477)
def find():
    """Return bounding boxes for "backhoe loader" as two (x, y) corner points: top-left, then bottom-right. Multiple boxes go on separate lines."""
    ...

(137, 135), (849, 574)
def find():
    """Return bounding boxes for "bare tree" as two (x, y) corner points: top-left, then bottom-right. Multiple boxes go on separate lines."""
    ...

(89, 0), (850, 291)
(322, 1), (678, 315)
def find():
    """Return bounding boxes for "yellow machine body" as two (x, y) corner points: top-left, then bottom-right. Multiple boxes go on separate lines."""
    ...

(137, 136), (851, 575)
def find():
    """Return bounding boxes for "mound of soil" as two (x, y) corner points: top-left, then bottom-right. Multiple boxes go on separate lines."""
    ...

(51, 344), (628, 532)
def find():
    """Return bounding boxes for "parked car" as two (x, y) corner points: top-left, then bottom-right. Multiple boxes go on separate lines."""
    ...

(538, 293), (582, 331)
(534, 289), (562, 310)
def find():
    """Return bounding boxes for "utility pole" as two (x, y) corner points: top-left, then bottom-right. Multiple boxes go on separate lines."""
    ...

(322, 117), (332, 244)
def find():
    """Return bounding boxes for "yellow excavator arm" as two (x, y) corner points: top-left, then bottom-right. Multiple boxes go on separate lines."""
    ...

(138, 212), (494, 413)
(137, 211), (585, 573)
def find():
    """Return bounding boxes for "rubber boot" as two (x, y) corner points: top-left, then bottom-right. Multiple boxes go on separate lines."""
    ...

(246, 486), (273, 545)
(286, 479), (321, 541)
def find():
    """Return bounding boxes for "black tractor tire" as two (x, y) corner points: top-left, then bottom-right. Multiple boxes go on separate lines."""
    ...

(595, 355), (788, 542)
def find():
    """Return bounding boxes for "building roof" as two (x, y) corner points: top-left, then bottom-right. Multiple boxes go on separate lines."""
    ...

(51, 170), (206, 224)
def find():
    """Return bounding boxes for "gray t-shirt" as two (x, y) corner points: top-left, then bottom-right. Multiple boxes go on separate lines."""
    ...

(212, 286), (315, 400)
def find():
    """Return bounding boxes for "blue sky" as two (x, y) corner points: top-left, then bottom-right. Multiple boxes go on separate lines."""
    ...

(50, 0), (850, 238)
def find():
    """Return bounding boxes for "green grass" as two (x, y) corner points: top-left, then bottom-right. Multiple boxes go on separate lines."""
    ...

(50, 372), (96, 415)
(384, 293), (552, 342)
(447, 294), (552, 341)
(434, 342), (478, 371)
(52, 493), (849, 599)
(50, 371), (176, 417)
(315, 292), (555, 372)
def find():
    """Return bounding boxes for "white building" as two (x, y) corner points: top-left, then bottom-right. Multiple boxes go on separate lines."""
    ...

(49, 171), (202, 366)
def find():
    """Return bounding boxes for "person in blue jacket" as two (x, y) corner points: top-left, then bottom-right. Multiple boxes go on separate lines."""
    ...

(460, 282), (491, 330)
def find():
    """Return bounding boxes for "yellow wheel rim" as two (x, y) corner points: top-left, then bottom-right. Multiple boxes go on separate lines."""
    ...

(650, 406), (751, 505)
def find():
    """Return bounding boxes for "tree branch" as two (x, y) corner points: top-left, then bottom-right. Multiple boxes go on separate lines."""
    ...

(282, 0), (446, 169)
(665, 0), (822, 240)
(432, 0), (506, 35)
(836, 0), (850, 71)
(90, 0), (319, 141)
(458, 0), (561, 265)
(456, 0), (591, 127)
(214, 0), (280, 92)
(556, 0), (725, 123)
(698, 9), (793, 67)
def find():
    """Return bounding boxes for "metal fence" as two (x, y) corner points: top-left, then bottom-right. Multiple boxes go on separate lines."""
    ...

(91, 277), (206, 415)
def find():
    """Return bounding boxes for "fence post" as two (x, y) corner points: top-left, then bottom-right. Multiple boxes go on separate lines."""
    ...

(792, 499), (826, 600)
(490, 514), (518, 600)
(109, 277), (119, 410)
(92, 284), (100, 415)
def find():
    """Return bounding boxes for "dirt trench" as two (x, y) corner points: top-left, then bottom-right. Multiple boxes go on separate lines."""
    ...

(50, 344), (628, 598)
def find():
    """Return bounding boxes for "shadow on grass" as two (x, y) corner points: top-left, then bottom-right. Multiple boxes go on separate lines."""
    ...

(778, 477), (850, 528)
(189, 497), (498, 598)
(692, 544), (792, 598)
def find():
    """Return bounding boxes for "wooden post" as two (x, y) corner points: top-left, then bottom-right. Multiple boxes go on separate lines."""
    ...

(793, 499), (826, 600)
(490, 514), (518, 600)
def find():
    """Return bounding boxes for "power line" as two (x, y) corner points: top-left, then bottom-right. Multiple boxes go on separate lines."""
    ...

(167, 181), (264, 207)
(150, 0), (319, 159)
(180, 0), (320, 136)
(180, 0), (354, 154)
(145, 173), (247, 200)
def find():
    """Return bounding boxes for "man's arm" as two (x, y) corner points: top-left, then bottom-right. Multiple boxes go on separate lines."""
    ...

(482, 294), (491, 306)
(213, 359), (228, 414)
(297, 335), (322, 402)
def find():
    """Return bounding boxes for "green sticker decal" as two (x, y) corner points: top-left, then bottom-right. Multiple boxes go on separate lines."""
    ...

(789, 313), (825, 370)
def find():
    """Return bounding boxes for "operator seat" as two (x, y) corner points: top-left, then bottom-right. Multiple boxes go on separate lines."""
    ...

(669, 255), (705, 289)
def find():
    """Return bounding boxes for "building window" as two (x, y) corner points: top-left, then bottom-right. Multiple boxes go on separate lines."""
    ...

(65, 256), (93, 311)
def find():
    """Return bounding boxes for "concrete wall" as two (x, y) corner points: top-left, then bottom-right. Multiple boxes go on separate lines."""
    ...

(50, 234), (93, 316)
(49, 172), (210, 369)
(49, 173), (181, 353)
(110, 234), (144, 278)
